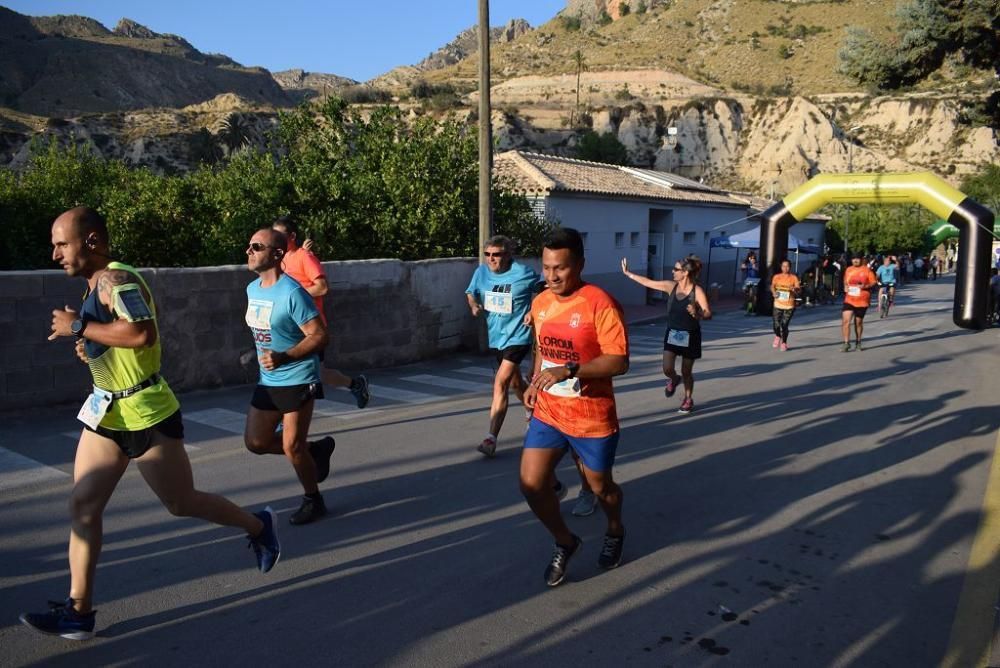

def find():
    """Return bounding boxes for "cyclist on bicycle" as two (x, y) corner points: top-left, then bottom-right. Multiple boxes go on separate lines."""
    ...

(875, 256), (898, 318)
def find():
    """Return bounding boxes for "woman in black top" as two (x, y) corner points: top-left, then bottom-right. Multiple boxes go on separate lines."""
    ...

(622, 255), (711, 414)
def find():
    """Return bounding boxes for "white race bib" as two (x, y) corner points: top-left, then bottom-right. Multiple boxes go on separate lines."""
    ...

(246, 299), (273, 329)
(483, 292), (513, 315)
(847, 286), (862, 297)
(77, 387), (113, 430)
(541, 359), (581, 398)
(667, 329), (690, 347)
(777, 290), (791, 301)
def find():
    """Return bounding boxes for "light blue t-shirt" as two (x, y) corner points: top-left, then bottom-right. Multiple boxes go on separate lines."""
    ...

(465, 261), (541, 350)
(246, 274), (322, 386)
(876, 265), (897, 285)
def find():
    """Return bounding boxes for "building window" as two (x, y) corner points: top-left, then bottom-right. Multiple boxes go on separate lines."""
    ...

(630, 232), (640, 247)
(615, 232), (625, 248)
(683, 231), (696, 245)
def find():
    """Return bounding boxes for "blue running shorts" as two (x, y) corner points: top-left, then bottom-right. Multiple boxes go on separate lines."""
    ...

(524, 416), (620, 473)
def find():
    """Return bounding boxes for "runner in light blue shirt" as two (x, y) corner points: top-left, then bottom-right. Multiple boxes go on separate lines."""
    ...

(465, 235), (543, 458)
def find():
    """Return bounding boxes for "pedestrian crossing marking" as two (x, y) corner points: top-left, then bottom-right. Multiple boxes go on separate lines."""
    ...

(366, 384), (442, 404)
(453, 366), (496, 378)
(401, 374), (486, 393)
(313, 399), (379, 420)
(184, 408), (246, 434)
(0, 446), (69, 492)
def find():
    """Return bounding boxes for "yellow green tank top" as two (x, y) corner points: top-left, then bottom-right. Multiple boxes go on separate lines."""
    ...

(80, 261), (179, 430)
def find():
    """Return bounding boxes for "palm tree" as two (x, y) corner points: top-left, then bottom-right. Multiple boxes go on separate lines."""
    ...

(219, 113), (251, 155)
(572, 49), (588, 127)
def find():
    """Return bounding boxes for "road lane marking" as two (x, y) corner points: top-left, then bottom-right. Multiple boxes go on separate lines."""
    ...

(944, 427), (1000, 668)
(0, 446), (69, 492)
(366, 385), (442, 404)
(184, 408), (246, 434)
(401, 374), (487, 393)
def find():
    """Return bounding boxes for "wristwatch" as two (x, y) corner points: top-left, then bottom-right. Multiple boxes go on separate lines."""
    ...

(71, 318), (88, 338)
(565, 361), (580, 379)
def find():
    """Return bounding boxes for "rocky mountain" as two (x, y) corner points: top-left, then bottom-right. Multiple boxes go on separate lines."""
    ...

(272, 69), (359, 103)
(0, 6), (292, 116)
(369, 18), (532, 90)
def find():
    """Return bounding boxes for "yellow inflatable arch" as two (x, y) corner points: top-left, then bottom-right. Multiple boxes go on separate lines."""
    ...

(756, 172), (995, 329)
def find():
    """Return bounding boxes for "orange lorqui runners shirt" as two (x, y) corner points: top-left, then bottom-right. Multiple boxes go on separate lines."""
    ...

(530, 284), (629, 438)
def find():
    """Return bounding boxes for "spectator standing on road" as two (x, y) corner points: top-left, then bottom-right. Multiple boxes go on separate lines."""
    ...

(841, 253), (878, 352)
(523, 228), (630, 587)
(243, 228), (333, 526)
(622, 254), (711, 414)
(914, 255), (925, 280)
(930, 255), (939, 280)
(20, 207), (280, 642)
(770, 259), (801, 350)
(464, 235), (542, 459)
(272, 216), (370, 410)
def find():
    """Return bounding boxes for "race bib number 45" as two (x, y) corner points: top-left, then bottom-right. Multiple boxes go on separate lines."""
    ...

(484, 292), (513, 315)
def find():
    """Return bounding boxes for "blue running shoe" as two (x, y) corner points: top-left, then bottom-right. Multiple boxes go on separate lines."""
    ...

(249, 506), (281, 573)
(350, 375), (370, 409)
(20, 599), (95, 641)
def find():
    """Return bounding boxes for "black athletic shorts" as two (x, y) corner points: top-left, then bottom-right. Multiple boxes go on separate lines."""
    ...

(663, 327), (702, 360)
(86, 409), (185, 460)
(493, 344), (531, 366)
(251, 383), (324, 414)
(842, 303), (869, 319)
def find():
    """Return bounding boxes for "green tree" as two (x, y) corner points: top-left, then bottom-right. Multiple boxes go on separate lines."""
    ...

(575, 131), (629, 165)
(960, 162), (1000, 215)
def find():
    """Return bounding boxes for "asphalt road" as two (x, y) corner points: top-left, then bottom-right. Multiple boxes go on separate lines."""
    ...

(1, 275), (998, 667)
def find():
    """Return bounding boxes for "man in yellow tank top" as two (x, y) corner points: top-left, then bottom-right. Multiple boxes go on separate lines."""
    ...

(19, 207), (281, 642)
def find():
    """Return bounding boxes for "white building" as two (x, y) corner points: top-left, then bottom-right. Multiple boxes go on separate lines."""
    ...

(495, 150), (752, 305)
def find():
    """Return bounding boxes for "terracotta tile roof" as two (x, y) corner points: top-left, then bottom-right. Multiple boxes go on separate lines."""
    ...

(494, 150), (748, 207)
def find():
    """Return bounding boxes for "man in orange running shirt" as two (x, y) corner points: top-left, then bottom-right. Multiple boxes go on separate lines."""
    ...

(521, 227), (630, 587)
(841, 253), (878, 352)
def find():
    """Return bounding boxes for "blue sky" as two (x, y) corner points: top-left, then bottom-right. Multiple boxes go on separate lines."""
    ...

(3, 1), (567, 82)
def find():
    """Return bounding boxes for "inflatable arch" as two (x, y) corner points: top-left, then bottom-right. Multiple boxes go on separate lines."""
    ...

(928, 218), (1000, 247)
(755, 172), (995, 329)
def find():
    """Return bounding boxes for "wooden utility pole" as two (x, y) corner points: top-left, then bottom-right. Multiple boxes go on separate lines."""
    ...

(478, 0), (493, 263)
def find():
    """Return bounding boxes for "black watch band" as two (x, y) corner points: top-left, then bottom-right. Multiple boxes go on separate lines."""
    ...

(71, 318), (88, 338)
(565, 362), (580, 378)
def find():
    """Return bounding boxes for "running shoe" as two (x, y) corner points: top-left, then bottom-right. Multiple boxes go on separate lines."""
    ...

(544, 534), (582, 587)
(842, 342), (852, 353)
(248, 506), (281, 573)
(772, 336), (780, 348)
(598, 530), (626, 570)
(664, 374), (679, 398)
(553, 479), (568, 501)
(309, 436), (336, 483)
(19, 599), (96, 641)
(350, 375), (370, 409)
(571, 489), (598, 517)
(678, 397), (694, 414)
(289, 494), (327, 525)
(780, 342), (788, 352)
(477, 436), (497, 458)
(854, 341), (864, 352)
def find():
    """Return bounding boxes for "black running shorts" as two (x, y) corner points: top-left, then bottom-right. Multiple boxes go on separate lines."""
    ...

(493, 344), (530, 366)
(842, 304), (869, 319)
(86, 409), (185, 459)
(251, 383), (324, 414)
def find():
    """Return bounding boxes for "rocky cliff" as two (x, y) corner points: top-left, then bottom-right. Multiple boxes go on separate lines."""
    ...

(0, 7), (292, 116)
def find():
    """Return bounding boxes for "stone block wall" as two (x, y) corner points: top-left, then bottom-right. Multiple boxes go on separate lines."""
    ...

(0, 258), (480, 411)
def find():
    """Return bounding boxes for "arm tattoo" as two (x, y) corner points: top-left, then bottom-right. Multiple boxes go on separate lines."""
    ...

(97, 270), (139, 307)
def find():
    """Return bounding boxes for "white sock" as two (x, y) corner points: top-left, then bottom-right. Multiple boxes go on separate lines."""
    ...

(486, 433), (497, 442)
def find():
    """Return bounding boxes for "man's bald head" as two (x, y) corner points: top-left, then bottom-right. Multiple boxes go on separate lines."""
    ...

(53, 206), (109, 247)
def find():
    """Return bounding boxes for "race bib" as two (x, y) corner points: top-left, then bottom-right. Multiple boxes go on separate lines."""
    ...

(77, 387), (112, 430)
(847, 286), (862, 297)
(667, 329), (690, 347)
(484, 291), (513, 315)
(246, 299), (273, 329)
(541, 359), (581, 398)
(777, 290), (791, 301)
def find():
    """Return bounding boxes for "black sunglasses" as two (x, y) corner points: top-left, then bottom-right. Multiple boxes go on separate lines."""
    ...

(248, 242), (276, 252)
(484, 251), (507, 258)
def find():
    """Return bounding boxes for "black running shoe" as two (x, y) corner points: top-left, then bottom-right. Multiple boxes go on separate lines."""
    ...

(20, 599), (96, 641)
(248, 506), (281, 573)
(350, 375), (370, 409)
(289, 495), (327, 525)
(544, 534), (582, 587)
(309, 436), (336, 483)
(598, 530), (626, 570)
